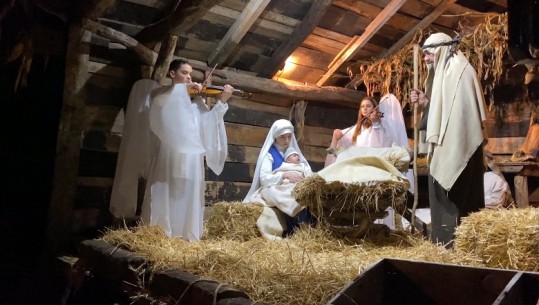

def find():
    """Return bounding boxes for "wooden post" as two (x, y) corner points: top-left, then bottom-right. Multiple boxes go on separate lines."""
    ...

(411, 44), (420, 234)
(47, 26), (90, 252)
(151, 35), (178, 84)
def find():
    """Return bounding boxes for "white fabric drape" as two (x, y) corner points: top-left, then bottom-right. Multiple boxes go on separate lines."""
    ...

(378, 93), (415, 193)
(143, 83), (228, 240)
(109, 79), (161, 218)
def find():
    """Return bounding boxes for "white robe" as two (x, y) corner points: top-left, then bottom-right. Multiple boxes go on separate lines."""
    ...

(109, 79), (161, 218)
(484, 172), (513, 209)
(111, 82), (228, 241)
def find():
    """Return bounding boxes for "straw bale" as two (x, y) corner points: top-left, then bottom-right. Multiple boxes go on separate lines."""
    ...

(101, 224), (468, 305)
(454, 207), (539, 272)
(204, 201), (263, 241)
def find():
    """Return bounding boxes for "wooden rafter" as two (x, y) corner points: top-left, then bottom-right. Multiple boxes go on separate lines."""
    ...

(378, 0), (456, 59)
(83, 18), (157, 66)
(257, 0), (332, 78)
(316, 0), (407, 86)
(207, 0), (271, 67)
(136, 0), (219, 44)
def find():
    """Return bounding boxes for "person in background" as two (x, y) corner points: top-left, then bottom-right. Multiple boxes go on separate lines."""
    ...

(483, 153), (514, 209)
(139, 59), (233, 240)
(244, 119), (314, 238)
(410, 32), (488, 246)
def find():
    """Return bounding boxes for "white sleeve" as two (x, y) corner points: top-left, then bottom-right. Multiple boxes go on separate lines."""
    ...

(260, 154), (283, 187)
(201, 101), (229, 175)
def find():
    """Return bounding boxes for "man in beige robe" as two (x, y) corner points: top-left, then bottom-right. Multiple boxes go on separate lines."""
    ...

(411, 33), (488, 246)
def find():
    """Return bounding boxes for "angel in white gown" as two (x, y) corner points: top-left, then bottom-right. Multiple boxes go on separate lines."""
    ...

(110, 59), (234, 241)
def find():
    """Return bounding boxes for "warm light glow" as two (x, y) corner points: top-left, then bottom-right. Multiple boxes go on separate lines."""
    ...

(283, 56), (295, 73)
(273, 55), (297, 81)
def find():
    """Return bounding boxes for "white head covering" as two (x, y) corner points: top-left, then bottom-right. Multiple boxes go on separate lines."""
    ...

(377, 93), (415, 193)
(284, 147), (299, 161)
(243, 119), (311, 202)
(377, 93), (408, 148)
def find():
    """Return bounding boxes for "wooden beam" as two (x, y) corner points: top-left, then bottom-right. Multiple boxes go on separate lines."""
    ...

(47, 26), (90, 252)
(257, 0), (332, 78)
(83, 18), (157, 66)
(378, 0), (456, 59)
(211, 69), (365, 105)
(136, 0), (219, 44)
(316, 0), (407, 86)
(151, 34), (178, 83)
(207, 0), (271, 67)
(171, 57), (365, 106)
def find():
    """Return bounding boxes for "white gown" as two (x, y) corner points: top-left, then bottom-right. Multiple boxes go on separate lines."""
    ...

(109, 79), (161, 218)
(110, 82), (228, 241)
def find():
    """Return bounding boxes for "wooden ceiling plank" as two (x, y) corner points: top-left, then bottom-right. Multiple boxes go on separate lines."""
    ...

(217, 1), (300, 27)
(201, 8), (294, 39)
(136, 0), (219, 44)
(316, 0), (407, 86)
(257, 0), (332, 78)
(122, 0), (169, 9)
(378, 0), (456, 59)
(208, 0), (271, 67)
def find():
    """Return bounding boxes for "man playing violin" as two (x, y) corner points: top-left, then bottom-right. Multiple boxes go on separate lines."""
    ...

(139, 59), (234, 241)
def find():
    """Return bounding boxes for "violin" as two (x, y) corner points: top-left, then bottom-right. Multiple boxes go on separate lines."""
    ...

(188, 84), (252, 99)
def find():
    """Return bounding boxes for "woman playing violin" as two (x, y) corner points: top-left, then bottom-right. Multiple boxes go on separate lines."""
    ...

(326, 96), (393, 166)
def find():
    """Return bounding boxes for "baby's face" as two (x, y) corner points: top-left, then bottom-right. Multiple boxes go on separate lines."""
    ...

(286, 153), (300, 164)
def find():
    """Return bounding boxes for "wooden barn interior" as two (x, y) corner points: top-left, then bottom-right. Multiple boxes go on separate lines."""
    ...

(2, 0), (539, 304)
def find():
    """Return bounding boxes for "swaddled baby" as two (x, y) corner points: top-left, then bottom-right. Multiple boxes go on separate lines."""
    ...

(274, 147), (311, 184)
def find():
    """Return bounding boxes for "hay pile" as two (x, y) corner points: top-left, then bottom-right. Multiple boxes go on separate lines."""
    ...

(100, 204), (539, 304)
(204, 201), (263, 241)
(102, 225), (462, 305)
(454, 207), (539, 272)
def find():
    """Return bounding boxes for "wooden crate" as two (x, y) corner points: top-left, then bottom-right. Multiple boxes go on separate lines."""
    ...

(328, 258), (539, 305)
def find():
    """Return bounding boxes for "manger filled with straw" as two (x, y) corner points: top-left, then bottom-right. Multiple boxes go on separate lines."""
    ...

(293, 155), (409, 237)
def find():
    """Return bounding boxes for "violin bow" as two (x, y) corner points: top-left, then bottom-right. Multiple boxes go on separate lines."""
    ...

(201, 63), (218, 88)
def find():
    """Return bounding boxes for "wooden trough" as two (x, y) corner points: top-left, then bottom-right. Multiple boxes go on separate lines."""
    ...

(328, 258), (539, 305)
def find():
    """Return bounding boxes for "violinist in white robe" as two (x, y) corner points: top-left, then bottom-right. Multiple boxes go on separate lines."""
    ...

(110, 59), (233, 241)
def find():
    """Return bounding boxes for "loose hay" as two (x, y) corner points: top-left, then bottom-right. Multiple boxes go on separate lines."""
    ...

(204, 201), (263, 241)
(454, 207), (539, 272)
(101, 225), (462, 305)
